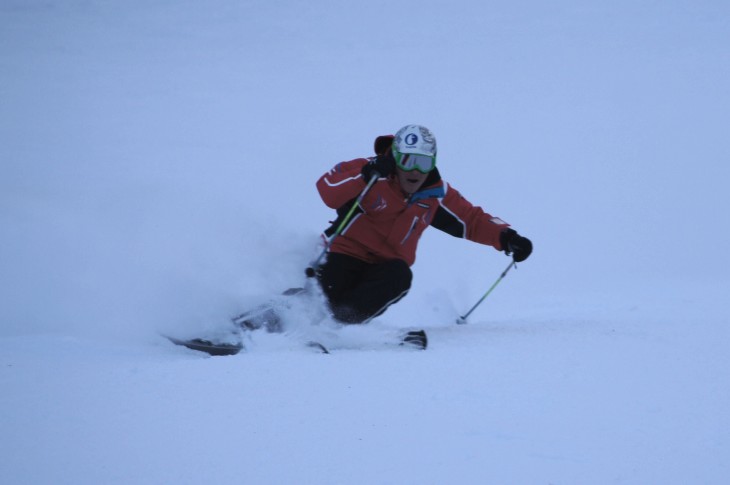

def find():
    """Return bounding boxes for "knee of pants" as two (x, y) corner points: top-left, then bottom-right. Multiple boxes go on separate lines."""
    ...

(331, 304), (366, 324)
(382, 259), (412, 291)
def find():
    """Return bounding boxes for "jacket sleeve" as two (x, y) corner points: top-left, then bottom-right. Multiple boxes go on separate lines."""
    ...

(431, 183), (511, 250)
(316, 158), (369, 209)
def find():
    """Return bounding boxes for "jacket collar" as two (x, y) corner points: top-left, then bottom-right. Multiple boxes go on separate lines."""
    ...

(409, 168), (445, 204)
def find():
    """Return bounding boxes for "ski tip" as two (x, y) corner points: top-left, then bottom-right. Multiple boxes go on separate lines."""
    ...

(163, 334), (243, 357)
(400, 330), (428, 350)
(306, 341), (330, 354)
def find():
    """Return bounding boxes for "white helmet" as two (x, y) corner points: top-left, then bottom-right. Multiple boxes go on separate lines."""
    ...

(392, 125), (437, 173)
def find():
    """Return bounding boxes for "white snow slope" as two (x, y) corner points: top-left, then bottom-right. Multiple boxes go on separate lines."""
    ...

(1, 1), (729, 484)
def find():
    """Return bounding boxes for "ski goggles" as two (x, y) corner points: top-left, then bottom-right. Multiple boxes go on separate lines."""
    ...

(393, 151), (437, 174)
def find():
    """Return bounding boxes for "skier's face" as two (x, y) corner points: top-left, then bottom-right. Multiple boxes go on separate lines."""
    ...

(396, 167), (428, 196)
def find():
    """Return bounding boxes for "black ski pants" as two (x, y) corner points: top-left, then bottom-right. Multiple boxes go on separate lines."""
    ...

(317, 252), (412, 324)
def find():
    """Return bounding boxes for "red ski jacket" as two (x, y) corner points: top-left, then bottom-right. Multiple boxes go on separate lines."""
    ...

(316, 157), (510, 266)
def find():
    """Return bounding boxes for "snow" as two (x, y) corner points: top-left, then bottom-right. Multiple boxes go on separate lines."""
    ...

(1, 0), (729, 483)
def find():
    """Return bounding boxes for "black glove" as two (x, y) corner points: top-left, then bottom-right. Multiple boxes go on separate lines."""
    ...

(374, 135), (395, 156)
(499, 228), (533, 262)
(361, 153), (396, 180)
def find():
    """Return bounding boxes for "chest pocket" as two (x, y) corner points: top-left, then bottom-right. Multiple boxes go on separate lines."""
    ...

(400, 216), (420, 245)
(394, 204), (435, 246)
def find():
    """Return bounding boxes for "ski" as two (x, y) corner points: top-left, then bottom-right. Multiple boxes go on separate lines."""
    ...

(400, 329), (428, 350)
(164, 327), (426, 356)
(163, 335), (243, 356)
(163, 334), (330, 356)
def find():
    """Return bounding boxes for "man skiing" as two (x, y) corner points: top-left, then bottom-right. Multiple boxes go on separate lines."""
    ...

(314, 124), (532, 324)
(165, 124), (532, 355)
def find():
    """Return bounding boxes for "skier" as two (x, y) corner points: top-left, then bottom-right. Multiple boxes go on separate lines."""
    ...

(166, 124), (532, 355)
(314, 124), (532, 324)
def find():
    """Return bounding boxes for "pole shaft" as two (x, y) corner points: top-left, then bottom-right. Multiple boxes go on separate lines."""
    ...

(310, 174), (379, 269)
(459, 261), (516, 321)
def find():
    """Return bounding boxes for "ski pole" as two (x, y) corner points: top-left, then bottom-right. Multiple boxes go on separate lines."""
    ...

(456, 260), (516, 324)
(306, 173), (380, 277)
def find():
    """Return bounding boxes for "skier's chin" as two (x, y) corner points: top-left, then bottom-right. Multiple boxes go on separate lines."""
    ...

(401, 180), (422, 195)
(397, 170), (427, 196)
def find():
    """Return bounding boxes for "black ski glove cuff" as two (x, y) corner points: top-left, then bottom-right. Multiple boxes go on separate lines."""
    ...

(499, 228), (533, 263)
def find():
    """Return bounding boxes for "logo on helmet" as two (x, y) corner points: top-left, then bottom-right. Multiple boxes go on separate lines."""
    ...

(405, 133), (418, 146)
